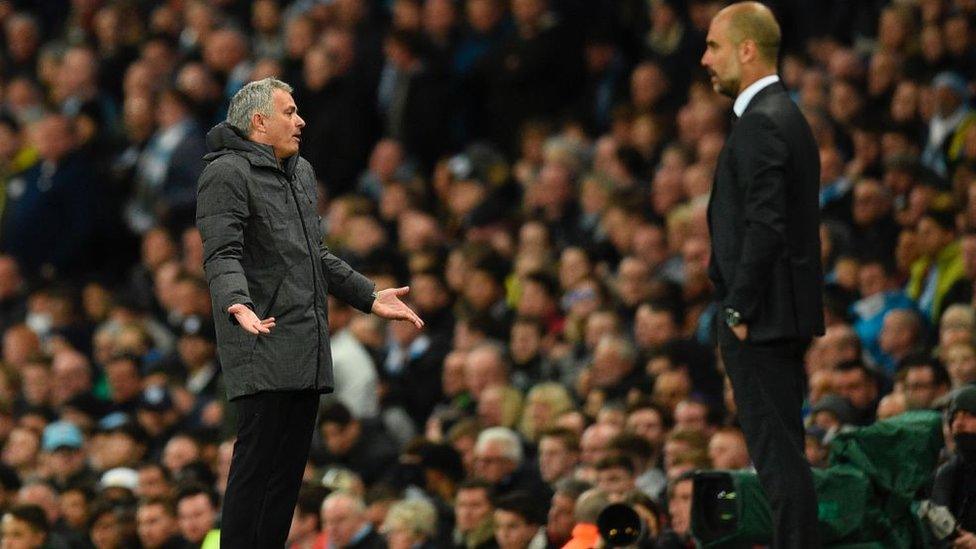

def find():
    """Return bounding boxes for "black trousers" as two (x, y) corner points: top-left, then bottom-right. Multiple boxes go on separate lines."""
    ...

(718, 326), (821, 549)
(221, 390), (320, 548)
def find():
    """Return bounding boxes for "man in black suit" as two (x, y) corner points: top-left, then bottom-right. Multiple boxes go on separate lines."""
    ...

(702, 3), (824, 548)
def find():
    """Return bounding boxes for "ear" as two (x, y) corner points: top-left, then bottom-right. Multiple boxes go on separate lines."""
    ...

(251, 111), (265, 134)
(738, 39), (757, 64)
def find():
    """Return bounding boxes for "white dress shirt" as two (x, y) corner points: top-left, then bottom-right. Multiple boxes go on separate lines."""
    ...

(733, 74), (780, 117)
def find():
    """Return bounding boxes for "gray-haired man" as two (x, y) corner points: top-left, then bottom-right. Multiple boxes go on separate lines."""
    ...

(197, 77), (423, 546)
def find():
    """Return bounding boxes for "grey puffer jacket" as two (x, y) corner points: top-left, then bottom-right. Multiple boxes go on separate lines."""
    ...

(196, 122), (375, 400)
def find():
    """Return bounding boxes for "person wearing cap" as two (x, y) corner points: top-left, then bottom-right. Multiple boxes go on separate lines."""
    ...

(907, 208), (967, 324)
(922, 71), (976, 178)
(932, 386), (976, 546)
(135, 384), (182, 460)
(197, 78), (424, 548)
(173, 315), (220, 399)
(39, 421), (96, 491)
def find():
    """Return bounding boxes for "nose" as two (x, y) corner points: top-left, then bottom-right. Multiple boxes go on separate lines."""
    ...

(701, 51), (709, 67)
(296, 115), (305, 129)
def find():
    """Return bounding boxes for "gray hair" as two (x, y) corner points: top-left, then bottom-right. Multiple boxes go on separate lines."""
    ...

(475, 426), (523, 466)
(226, 77), (293, 134)
(321, 491), (366, 515)
(382, 499), (437, 538)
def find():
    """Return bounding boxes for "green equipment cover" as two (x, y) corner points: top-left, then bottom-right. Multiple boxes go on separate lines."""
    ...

(690, 411), (943, 548)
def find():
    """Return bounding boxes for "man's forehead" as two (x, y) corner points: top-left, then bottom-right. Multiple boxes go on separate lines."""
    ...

(272, 88), (296, 108)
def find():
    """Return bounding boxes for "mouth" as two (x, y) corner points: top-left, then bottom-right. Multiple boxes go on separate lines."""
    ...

(292, 134), (301, 143)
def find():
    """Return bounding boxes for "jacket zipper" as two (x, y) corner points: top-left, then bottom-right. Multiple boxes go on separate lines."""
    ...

(282, 171), (323, 388)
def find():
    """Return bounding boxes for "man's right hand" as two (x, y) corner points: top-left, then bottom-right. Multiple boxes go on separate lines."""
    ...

(228, 303), (276, 335)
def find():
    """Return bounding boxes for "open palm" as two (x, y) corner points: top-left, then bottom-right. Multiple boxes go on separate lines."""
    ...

(371, 287), (424, 329)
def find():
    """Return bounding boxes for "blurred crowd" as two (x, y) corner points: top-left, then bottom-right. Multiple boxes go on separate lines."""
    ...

(0, 0), (973, 547)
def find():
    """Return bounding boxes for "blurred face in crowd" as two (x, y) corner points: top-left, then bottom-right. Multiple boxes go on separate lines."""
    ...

(89, 510), (121, 549)
(2, 428), (38, 470)
(673, 401), (709, 433)
(940, 307), (974, 349)
(29, 116), (75, 163)
(653, 370), (692, 412)
(852, 180), (888, 227)
(323, 496), (366, 548)
(634, 305), (676, 349)
(708, 430), (750, 469)
(596, 465), (635, 500)
(857, 263), (888, 298)
(510, 322), (541, 365)
(590, 341), (633, 389)
(177, 494), (216, 543)
(832, 368), (877, 410)
(916, 217), (954, 258)
(890, 81), (920, 122)
(1, 513), (44, 549)
(250, 88), (305, 160)
(547, 493), (575, 544)
(104, 358), (142, 405)
(946, 344), (976, 387)
(455, 487), (492, 533)
(626, 408), (665, 449)
(474, 440), (516, 483)
(494, 509), (537, 549)
(580, 424), (617, 466)
(137, 503), (178, 549)
(952, 410), (976, 437)
(904, 365), (948, 410)
(321, 421), (359, 456)
(162, 436), (200, 475)
(467, 0), (502, 33)
(616, 258), (649, 306)
(537, 436), (578, 483)
(60, 489), (89, 531)
(137, 465), (171, 500)
(668, 479), (693, 535)
(465, 348), (505, 400)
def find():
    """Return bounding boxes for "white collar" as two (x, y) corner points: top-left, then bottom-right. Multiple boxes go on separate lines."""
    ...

(733, 74), (780, 117)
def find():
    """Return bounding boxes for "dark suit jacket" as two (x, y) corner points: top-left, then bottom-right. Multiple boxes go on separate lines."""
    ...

(707, 82), (825, 343)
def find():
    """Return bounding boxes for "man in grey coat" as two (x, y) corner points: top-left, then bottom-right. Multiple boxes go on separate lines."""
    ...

(196, 77), (423, 547)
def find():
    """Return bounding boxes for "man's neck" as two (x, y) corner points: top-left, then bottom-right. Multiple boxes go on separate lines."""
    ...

(737, 69), (777, 96)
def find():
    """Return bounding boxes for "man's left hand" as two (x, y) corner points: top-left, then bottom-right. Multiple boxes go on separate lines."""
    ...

(371, 287), (425, 329)
(732, 323), (749, 341)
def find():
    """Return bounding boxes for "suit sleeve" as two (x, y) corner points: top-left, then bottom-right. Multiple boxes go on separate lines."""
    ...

(725, 114), (789, 321)
(196, 160), (254, 324)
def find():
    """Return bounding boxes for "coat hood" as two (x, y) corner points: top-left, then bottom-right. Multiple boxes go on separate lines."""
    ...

(204, 121), (298, 175)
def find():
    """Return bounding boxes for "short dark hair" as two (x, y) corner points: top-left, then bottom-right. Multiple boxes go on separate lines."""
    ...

(138, 497), (176, 517)
(318, 401), (354, 428)
(4, 504), (48, 533)
(539, 427), (579, 453)
(457, 479), (494, 500)
(175, 482), (219, 510)
(608, 432), (653, 461)
(594, 454), (635, 475)
(493, 491), (546, 525)
(835, 360), (876, 384)
(898, 353), (951, 387)
(296, 483), (331, 530)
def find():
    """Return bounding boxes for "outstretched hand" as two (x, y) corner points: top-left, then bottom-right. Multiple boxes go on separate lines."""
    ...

(228, 303), (276, 335)
(371, 287), (424, 329)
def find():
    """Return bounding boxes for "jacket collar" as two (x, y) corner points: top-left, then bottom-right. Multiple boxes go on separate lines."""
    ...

(734, 75), (782, 117)
(204, 121), (299, 177)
